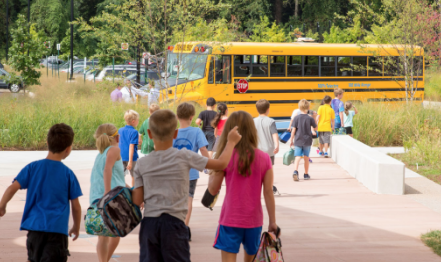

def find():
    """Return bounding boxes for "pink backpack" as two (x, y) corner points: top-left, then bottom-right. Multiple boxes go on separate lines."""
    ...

(253, 228), (284, 262)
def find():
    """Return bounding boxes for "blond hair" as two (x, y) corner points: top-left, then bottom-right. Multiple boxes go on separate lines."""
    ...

(94, 124), (118, 154)
(344, 101), (353, 116)
(124, 109), (139, 124)
(149, 109), (177, 141)
(334, 88), (344, 97)
(149, 104), (160, 114)
(298, 99), (310, 111)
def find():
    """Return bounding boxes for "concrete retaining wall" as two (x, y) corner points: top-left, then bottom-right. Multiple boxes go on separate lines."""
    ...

(331, 135), (405, 195)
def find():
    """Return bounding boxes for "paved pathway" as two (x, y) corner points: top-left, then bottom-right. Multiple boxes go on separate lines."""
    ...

(1, 152), (441, 262)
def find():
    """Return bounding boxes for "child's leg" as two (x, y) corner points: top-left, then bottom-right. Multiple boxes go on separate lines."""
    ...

(97, 236), (110, 262)
(208, 151), (213, 159)
(294, 156), (302, 171)
(324, 143), (329, 153)
(185, 180), (197, 226)
(304, 156), (310, 173)
(244, 252), (255, 262)
(221, 251), (238, 262)
(106, 237), (121, 262)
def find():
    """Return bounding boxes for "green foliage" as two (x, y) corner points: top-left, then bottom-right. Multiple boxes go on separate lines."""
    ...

(250, 16), (287, 42)
(304, 29), (319, 40)
(422, 231), (441, 256)
(323, 20), (364, 43)
(7, 15), (48, 86)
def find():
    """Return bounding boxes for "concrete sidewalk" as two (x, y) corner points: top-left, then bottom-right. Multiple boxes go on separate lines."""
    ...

(1, 154), (441, 262)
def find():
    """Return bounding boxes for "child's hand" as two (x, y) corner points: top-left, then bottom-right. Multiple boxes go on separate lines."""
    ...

(127, 161), (133, 171)
(268, 223), (279, 237)
(227, 126), (242, 145)
(69, 227), (79, 241)
(273, 146), (279, 154)
(312, 131), (317, 136)
(289, 139), (294, 147)
(0, 206), (6, 217)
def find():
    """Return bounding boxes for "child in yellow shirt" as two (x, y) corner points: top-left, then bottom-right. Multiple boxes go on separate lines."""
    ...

(316, 95), (335, 158)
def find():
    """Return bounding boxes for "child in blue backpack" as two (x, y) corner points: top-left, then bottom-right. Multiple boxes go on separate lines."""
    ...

(174, 102), (209, 241)
(0, 123), (83, 262)
(90, 123), (126, 262)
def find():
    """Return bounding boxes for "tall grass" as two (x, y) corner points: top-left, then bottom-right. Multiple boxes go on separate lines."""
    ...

(425, 71), (441, 101)
(353, 103), (441, 147)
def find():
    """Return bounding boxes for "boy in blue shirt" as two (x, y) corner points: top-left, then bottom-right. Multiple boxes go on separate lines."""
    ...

(331, 88), (345, 129)
(0, 123), (83, 262)
(173, 102), (209, 241)
(119, 109), (141, 187)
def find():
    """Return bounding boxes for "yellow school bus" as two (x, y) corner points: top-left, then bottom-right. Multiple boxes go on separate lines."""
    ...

(160, 42), (424, 119)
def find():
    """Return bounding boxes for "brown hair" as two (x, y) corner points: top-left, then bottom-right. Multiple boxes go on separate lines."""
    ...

(344, 101), (353, 116)
(177, 102), (195, 120)
(256, 99), (270, 114)
(323, 95), (332, 104)
(47, 123), (74, 153)
(334, 88), (344, 97)
(206, 97), (216, 107)
(298, 99), (310, 111)
(214, 111), (258, 177)
(149, 109), (177, 141)
(94, 124), (118, 154)
(211, 103), (228, 128)
(149, 104), (160, 114)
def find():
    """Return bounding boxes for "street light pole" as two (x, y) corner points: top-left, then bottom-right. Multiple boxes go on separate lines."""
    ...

(6, 0), (9, 62)
(70, 0), (74, 80)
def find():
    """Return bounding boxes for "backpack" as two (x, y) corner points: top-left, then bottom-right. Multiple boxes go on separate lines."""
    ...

(96, 186), (142, 237)
(253, 228), (284, 262)
(278, 131), (291, 144)
(282, 149), (295, 166)
(84, 200), (116, 237)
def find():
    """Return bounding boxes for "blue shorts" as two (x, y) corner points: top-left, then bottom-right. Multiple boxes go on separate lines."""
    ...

(213, 225), (262, 255)
(294, 146), (311, 157)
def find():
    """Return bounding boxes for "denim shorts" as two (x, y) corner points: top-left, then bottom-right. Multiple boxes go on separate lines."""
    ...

(294, 146), (311, 157)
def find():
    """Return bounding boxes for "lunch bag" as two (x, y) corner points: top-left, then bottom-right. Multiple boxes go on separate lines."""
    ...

(282, 148), (295, 166)
(279, 131), (291, 144)
(97, 186), (142, 237)
(253, 229), (284, 262)
(201, 188), (220, 211)
(84, 200), (116, 237)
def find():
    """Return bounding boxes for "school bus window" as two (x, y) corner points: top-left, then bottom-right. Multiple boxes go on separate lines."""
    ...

(384, 57), (401, 77)
(234, 55), (251, 77)
(337, 57), (351, 76)
(304, 56), (319, 76)
(208, 57), (214, 84)
(252, 55), (268, 77)
(271, 56), (285, 77)
(413, 56), (423, 76)
(352, 56), (367, 76)
(321, 56), (336, 77)
(287, 56), (302, 77)
(215, 55), (231, 84)
(368, 57), (383, 76)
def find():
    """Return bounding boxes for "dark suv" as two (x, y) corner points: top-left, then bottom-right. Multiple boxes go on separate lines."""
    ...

(0, 68), (22, 93)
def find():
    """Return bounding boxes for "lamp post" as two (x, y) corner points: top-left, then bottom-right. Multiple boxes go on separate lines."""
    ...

(6, 0), (8, 62)
(70, 0), (74, 80)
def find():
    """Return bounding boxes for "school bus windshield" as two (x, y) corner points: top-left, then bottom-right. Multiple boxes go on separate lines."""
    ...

(166, 52), (207, 80)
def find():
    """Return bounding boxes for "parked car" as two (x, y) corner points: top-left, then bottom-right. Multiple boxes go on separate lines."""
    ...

(40, 57), (64, 67)
(126, 71), (161, 85)
(0, 68), (23, 93)
(88, 66), (144, 82)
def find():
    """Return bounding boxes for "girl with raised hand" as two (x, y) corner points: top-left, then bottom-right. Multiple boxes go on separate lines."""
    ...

(208, 111), (278, 262)
(90, 124), (126, 262)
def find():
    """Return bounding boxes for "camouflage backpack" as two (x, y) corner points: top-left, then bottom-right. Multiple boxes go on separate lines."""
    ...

(97, 186), (142, 237)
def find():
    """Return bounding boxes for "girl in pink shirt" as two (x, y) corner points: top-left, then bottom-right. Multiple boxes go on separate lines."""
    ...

(211, 103), (229, 152)
(208, 111), (278, 262)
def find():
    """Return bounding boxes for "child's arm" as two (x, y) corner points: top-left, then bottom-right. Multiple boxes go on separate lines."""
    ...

(289, 127), (296, 147)
(263, 169), (278, 235)
(0, 181), (21, 217)
(316, 115), (320, 124)
(340, 111), (344, 127)
(331, 119), (335, 130)
(69, 198), (81, 241)
(272, 133), (279, 154)
(354, 106), (358, 114)
(132, 187), (144, 206)
(127, 144), (135, 170)
(287, 118), (294, 132)
(196, 118), (202, 126)
(214, 127), (218, 137)
(200, 146), (209, 158)
(104, 147), (120, 194)
(205, 127), (241, 170)
(311, 126), (317, 136)
(208, 171), (224, 195)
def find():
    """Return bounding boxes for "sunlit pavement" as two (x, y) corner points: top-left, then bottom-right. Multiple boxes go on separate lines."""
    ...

(1, 150), (441, 262)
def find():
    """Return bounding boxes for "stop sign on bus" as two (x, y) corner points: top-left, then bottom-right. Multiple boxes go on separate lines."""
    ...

(237, 79), (249, 93)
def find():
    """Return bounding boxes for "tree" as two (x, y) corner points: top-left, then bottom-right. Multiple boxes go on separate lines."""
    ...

(250, 16), (287, 42)
(7, 14), (47, 86)
(363, 0), (438, 102)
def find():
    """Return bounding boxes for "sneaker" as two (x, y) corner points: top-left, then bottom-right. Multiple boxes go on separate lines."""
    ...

(293, 171), (299, 181)
(304, 174), (311, 180)
(203, 169), (209, 174)
(309, 158), (313, 163)
(324, 153), (329, 158)
(319, 152), (324, 156)
(188, 226), (192, 241)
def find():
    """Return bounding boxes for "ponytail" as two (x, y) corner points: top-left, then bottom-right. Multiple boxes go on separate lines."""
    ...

(344, 102), (352, 116)
(94, 124), (118, 153)
(211, 103), (228, 128)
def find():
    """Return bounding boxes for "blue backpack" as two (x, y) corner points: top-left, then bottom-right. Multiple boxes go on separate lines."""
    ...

(279, 131), (291, 144)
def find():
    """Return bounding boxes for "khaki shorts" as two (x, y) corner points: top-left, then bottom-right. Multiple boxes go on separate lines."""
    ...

(319, 132), (331, 144)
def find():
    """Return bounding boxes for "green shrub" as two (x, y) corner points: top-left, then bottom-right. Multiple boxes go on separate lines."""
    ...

(422, 231), (441, 257)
